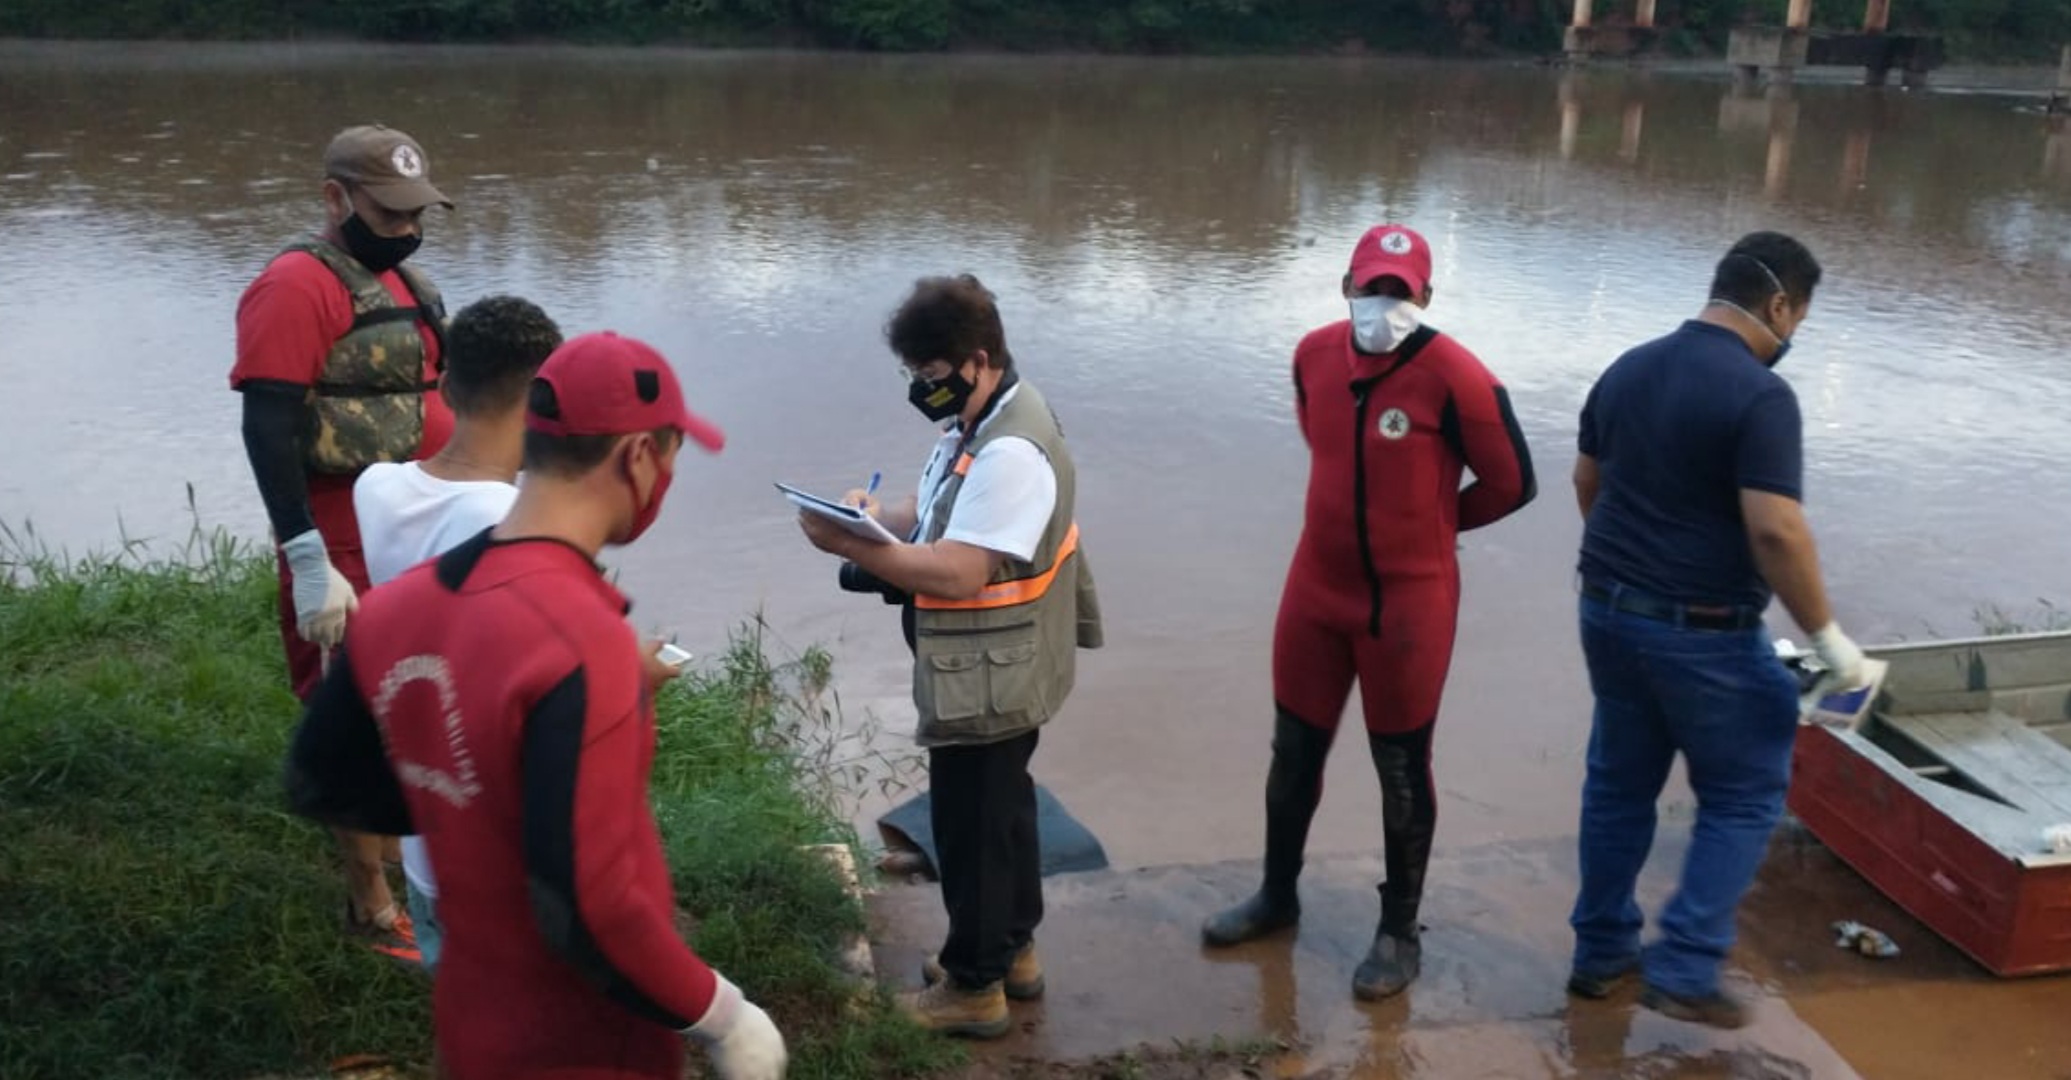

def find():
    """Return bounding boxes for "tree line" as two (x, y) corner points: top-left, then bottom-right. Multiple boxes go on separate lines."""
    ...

(3, 0), (2067, 59)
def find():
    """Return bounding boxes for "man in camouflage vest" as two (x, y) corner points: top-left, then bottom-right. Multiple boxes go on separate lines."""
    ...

(799, 275), (1103, 1039)
(229, 123), (454, 962)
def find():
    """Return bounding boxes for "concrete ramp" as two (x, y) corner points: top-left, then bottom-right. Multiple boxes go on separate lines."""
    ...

(869, 834), (1865, 1078)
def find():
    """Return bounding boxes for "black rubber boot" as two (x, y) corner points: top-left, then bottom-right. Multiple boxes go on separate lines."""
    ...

(1352, 913), (1423, 1002)
(1203, 709), (1335, 947)
(1351, 723), (1436, 1000)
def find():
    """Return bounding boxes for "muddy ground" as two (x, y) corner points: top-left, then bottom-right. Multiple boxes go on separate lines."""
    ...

(873, 823), (2071, 1080)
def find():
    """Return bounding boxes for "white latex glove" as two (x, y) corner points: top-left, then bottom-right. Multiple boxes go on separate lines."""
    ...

(281, 529), (358, 648)
(1809, 623), (1866, 695)
(686, 974), (787, 1080)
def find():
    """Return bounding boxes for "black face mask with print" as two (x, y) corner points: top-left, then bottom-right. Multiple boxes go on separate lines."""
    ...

(908, 368), (976, 423)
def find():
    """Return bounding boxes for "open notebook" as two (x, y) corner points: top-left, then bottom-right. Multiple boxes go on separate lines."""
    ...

(775, 482), (899, 544)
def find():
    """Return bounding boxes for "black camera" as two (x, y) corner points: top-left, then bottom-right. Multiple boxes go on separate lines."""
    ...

(838, 561), (909, 606)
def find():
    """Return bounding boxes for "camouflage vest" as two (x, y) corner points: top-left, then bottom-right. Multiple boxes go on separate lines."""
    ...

(911, 380), (1104, 747)
(287, 240), (447, 475)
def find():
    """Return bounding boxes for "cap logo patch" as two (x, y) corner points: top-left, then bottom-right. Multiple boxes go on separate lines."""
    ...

(391, 144), (425, 178)
(634, 370), (661, 403)
(1380, 231), (1413, 256)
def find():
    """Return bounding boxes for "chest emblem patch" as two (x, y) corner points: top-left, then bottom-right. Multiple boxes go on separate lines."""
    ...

(1377, 407), (1411, 440)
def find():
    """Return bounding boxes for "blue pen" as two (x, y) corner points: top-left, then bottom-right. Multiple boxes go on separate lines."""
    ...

(866, 471), (882, 498)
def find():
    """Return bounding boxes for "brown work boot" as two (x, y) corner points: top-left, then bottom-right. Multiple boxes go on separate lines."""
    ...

(1566, 960), (1639, 1000)
(1639, 984), (1750, 1030)
(898, 979), (1011, 1039)
(923, 943), (1045, 1000)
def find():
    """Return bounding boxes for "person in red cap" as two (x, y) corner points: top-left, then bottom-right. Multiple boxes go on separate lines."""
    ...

(283, 332), (786, 1080)
(1202, 224), (1536, 1001)
(230, 123), (457, 956)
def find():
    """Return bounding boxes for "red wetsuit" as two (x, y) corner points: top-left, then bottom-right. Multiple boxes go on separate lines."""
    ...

(293, 530), (716, 1080)
(1274, 322), (1535, 735)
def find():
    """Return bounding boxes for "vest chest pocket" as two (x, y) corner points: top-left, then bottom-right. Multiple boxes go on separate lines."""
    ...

(919, 629), (1042, 740)
(927, 650), (988, 723)
(307, 392), (426, 475)
(981, 641), (1039, 717)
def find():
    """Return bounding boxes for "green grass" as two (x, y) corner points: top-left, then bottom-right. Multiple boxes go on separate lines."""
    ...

(0, 518), (958, 1080)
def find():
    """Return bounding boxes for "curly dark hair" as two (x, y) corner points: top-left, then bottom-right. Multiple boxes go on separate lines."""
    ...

(444, 295), (563, 416)
(886, 274), (1013, 371)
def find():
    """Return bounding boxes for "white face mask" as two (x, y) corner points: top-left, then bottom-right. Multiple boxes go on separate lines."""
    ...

(1349, 295), (1422, 354)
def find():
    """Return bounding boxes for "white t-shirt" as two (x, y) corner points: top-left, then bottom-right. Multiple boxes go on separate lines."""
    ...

(352, 461), (519, 901)
(914, 384), (1059, 562)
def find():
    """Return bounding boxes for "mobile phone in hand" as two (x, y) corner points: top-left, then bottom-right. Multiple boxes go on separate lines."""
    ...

(657, 642), (694, 669)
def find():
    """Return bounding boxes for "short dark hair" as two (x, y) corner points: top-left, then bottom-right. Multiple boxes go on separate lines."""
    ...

(443, 295), (563, 416)
(1709, 231), (1821, 311)
(886, 274), (1013, 371)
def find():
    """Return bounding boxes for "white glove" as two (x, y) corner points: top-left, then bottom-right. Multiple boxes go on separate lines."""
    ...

(686, 974), (787, 1080)
(281, 529), (358, 648)
(1809, 622), (1866, 695)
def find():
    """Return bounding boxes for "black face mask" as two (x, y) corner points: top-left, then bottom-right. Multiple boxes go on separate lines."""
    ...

(908, 368), (975, 423)
(340, 213), (421, 273)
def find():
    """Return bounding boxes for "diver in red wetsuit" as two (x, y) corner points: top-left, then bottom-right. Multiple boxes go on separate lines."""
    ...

(1202, 224), (1536, 1001)
(284, 333), (786, 1080)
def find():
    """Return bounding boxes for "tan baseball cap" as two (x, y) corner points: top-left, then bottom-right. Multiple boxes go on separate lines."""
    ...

(322, 124), (453, 212)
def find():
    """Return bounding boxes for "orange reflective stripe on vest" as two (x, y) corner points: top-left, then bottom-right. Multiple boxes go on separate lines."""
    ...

(915, 523), (1080, 611)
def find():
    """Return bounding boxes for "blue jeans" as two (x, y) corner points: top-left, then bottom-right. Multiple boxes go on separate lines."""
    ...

(407, 884), (443, 973)
(1569, 590), (1799, 998)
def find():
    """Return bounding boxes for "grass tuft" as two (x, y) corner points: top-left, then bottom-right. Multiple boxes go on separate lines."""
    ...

(0, 518), (957, 1080)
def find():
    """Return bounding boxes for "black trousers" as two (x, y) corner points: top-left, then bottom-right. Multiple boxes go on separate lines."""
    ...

(929, 729), (1043, 989)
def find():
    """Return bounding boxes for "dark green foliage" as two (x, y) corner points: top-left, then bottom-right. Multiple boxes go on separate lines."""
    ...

(2, 0), (2067, 57)
(0, 521), (960, 1079)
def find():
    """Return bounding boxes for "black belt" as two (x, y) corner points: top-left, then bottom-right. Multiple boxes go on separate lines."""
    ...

(1580, 579), (1763, 631)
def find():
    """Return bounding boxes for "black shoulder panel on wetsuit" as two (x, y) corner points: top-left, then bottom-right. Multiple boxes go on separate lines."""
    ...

(434, 529), (498, 592)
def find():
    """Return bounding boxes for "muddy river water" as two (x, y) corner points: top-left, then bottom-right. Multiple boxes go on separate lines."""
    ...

(4, 40), (2071, 1076)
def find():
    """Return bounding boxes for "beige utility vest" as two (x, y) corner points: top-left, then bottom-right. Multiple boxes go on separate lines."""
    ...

(912, 380), (1104, 747)
(288, 240), (447, 475)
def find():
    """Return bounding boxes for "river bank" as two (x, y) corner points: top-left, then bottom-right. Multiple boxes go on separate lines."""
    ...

(0, 523), (956, 1079)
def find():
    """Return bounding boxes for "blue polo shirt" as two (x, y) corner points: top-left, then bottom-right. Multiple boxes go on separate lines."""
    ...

(1577, 320), (1802, 608)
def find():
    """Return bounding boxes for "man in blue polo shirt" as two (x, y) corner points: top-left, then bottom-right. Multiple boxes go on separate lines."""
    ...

(1565, 231), (1865, 1028)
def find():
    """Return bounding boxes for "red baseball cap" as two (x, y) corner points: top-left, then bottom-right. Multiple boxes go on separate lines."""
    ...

(526, 331), (726, 452)
(1347, 224), (1433, 294)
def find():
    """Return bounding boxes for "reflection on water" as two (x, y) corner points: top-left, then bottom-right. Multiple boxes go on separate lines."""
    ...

(2, 42), (2068, 868)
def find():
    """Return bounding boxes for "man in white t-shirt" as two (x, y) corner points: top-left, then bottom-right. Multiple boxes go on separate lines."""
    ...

(352, 294), (564, 970)
(799, 274), (1102, 1038)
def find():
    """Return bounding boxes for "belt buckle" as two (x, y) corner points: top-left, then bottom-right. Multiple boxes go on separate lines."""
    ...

(1684, 605), (1745, 630)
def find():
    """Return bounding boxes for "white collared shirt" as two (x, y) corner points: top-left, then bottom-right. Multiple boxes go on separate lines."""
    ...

(913, 384), (1058, 562)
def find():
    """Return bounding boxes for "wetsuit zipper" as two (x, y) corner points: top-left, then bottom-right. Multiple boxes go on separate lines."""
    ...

(1346, 327), (1434, 639)
(1350, 379), (1384, 638)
